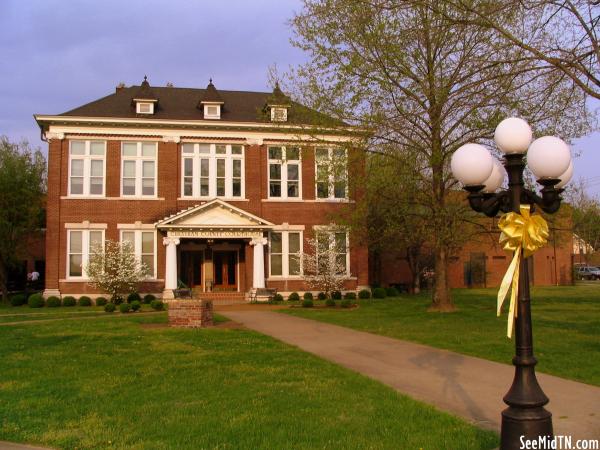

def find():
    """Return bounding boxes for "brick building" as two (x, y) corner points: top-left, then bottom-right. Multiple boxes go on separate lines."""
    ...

(35, 78), (368, 300)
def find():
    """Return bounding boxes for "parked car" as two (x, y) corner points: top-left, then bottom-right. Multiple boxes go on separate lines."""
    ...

(575, 266), (600, 280)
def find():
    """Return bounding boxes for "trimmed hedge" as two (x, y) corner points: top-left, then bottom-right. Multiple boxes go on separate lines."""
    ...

(288, 292), (300, 302)
(341, 299), (353, 308)
(344, 292), (357, 300)
(10, 294), (27, 307)
(143, 294), (156, 304)
(119, 303), (131, 313)
(303, 292), (313, 301)
(331, 291), (342, 300)
(46, 296), (62, 307)
(273, 293), (284, 302)
(325, 298), (336, 307)
(104, 303), (116, 313)
(358, 289), (371, 299)
(28, 293), (44, 308)
(95, 297), (108, 306)
(385, 287), (400, 297)
(131, 300), (141, 311)
(302, 299), (314, 308)
(62, 296), (77, 307)
(151, 300), (164, 311)
(317, 292), (327, 300)
(78, 296), (92, 306)
(127, 292), (141, 303)
(372, 288), (387, 299)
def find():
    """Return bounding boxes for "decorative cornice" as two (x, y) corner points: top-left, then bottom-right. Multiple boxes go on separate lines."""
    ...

(45, 131), (64, 140)
(162, 135), (181, 143)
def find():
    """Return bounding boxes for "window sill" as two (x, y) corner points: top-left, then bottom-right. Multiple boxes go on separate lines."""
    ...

(314, 198), (352, 203)
(60, 278), (164, 283)
(267, 276), (304, 280)
(61, 196), (166, 201)
(262, 198), (304, 202)
(177, 197), (249, 202)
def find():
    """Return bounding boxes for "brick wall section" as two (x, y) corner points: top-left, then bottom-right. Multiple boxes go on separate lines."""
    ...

(45, 138), (63, 292)
(168, 300), (213, 328)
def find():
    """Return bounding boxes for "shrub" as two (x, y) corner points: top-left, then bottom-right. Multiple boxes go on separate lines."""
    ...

(131, 300), (141, 311)
(331, 290), (342, 300)
(372, 288), (387, 299)
(303, 292), (313, 300)
(95, 297), (108, 306)
(10, 294), (27, 307)
(385, 287), (400, 297)
(111, 295), (124, 305)
(78, 296), (92, 306)
(143, 294), (156, 304)
(46, 296), (62, 307)
(325, 298), (336, 307)
(341, 299), (353, 308)
(127, 292), (141, 303)
(358, 289), (371, 299)
(28, 293), (44, 308)
(119, 303), (131, 313)
(104, 303), (116, 313)
(273, 293), (284, 302)
(288, 292), (300, 302)
(344, 292), (357, 300)
(62, 296), (77, 307)
(317, 292), (327, 300)
(151, 300), (164, 311)
(302, 299), (314, 308)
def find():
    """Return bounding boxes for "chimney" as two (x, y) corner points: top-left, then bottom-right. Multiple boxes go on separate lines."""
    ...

(116, 82), (126, 93)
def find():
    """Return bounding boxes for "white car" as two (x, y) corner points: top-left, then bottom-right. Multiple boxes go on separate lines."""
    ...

(575, 266), (600, 280)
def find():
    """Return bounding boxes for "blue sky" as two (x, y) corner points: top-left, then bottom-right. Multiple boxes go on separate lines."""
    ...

(1, 0), (598, 195)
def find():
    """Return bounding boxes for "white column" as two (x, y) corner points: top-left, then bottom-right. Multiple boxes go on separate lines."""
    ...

(162, 236), (180, 299)
(250, 237), (268, 289)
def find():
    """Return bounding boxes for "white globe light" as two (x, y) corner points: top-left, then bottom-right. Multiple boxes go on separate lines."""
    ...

(555, 160), (574, 189)
(482, 160), (506, 193)
(494, 117), (532, 154)
(451, 143), (494, 186)
(527, 136), (571, 179)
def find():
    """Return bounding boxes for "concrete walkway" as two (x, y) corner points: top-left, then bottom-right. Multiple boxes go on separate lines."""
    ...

(222, 310), (600, 439)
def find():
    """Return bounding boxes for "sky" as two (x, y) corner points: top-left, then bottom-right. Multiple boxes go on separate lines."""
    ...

(1, 0), (598, 196)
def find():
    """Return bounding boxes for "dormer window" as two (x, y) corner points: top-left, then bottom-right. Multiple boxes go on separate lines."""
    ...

(271, 107), (288, 122)
(136, 102), (154, 114)
(203, 104), (221, 120)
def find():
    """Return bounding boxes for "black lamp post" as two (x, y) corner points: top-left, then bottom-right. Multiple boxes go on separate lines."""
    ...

(450, 118), (573, 450)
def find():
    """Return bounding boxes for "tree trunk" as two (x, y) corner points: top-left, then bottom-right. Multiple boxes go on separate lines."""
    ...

(0, 261), (8, 303)
(429, 245), (455, 312)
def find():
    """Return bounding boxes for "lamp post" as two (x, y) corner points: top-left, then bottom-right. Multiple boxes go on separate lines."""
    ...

(450, 118), (573, 450)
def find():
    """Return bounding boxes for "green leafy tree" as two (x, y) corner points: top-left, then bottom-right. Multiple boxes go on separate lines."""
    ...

(288, 0), (591, 311)
(566, 181), (600, 263)
(0, 137), (46, 301)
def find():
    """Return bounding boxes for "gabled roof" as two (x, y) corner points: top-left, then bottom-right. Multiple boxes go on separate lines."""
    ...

(155, 199), (274, 229)
(132, 76), (158, 101)
(199, 79), (224, 104)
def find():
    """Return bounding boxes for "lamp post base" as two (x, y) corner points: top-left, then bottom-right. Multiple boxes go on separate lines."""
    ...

(501, 406), (553, 450)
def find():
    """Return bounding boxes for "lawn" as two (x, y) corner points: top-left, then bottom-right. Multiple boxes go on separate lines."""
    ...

(281, 285), (600, 386)
(0, 304), (156, 324)
(0, 312), (498, 449)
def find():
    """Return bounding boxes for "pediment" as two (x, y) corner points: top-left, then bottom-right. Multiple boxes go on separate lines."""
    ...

(156, 199), (273, 229)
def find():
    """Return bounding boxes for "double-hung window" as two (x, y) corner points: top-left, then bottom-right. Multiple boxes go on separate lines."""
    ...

(181, 143), (244, 198)
(67, 229), (104, 278)
(268, 146), (301, 199)
(316, 230), (349, 276)
(315, 147), (347, 200)
(269, 231), (302, 277)
(120, 230), (156, 278)
(69, 140), (106, 196)
(122, 142), (157, 197)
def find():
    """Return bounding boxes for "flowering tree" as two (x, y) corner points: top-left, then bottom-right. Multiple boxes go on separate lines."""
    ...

(302, 236), (346, 299)
(86, 239), (148, 303)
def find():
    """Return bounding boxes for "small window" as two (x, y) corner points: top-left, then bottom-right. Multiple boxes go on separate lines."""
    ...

(204, 104), (221, 119)
(269, 231), (303, 277)
(136, 102), (154, 114)
(121, 142), (157, 197)
(271, 107), (288, 122)
(67, 229), (104, 278)
(120, 230), (156, 278)
(268, 146), (302, 199)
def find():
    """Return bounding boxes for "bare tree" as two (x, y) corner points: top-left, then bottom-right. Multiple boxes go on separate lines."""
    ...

(302, 237), (347, 298)
(289, 0), (591, 311)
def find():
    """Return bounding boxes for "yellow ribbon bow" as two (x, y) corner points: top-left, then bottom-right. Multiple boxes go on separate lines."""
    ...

(497, 205), (549, 338)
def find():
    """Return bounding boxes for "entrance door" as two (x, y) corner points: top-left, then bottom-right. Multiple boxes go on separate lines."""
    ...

(180, 251), (203, 288)
(213, 251), (237, 291)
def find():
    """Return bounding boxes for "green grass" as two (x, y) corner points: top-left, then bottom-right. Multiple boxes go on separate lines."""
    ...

(0, 304), (159, 324)
(281, 285), (600, 386)
(0, 313), (497, 449)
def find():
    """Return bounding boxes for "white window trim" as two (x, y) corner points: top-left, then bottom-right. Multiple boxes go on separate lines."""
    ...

(203, 104), (221, 120)
(68, 140), (106, 197)
(66, 229), (105, 280)
(271, 107), (288, 122)
(136, 102), (155, 114)
(119, 229), (157, 279)
(180, 143), (245, 200)
(314, 147), (348, 201)
(313, 227), (351, 277)
(267, 146), (302, 200)
(120, 141), (158, 198)
(268, 230), (304, 278)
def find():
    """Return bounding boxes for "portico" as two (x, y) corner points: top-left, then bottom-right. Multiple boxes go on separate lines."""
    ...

(155, 199), (273, 299)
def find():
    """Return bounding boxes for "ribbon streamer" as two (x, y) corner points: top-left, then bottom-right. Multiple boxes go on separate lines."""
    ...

(497, 205), (549, 338)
